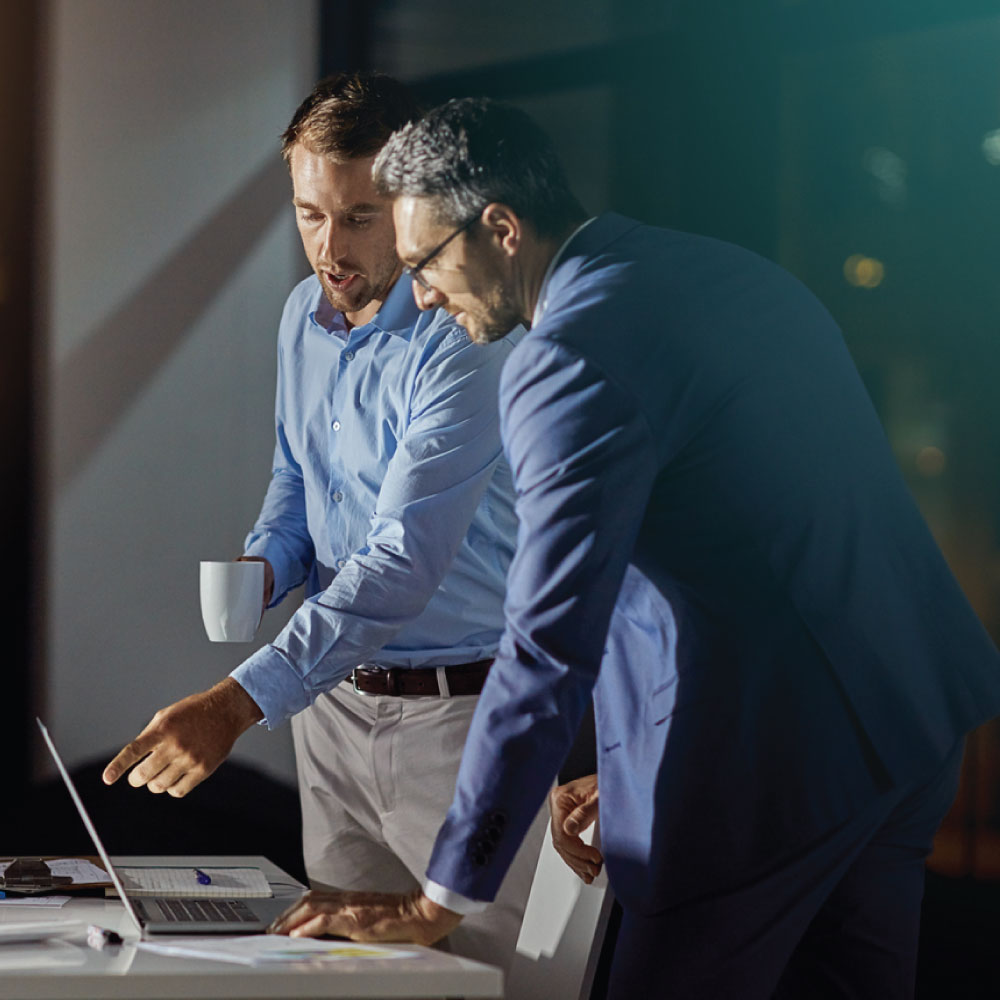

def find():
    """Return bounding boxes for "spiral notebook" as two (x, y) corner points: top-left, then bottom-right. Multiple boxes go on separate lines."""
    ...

(109, 866), (272, 899)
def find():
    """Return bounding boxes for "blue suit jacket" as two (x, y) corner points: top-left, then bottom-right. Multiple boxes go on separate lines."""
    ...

(426, 213), (1000, 914)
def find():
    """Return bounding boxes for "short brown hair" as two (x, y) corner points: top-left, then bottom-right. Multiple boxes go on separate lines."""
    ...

(281, 72), (421, 164)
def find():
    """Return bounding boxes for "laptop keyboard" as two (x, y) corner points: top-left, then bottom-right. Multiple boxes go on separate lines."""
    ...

(136, 897), (259, 923)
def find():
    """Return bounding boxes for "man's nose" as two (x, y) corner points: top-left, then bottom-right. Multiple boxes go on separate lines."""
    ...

(411, 277), (444, 311)
(319, 221), (347, 262)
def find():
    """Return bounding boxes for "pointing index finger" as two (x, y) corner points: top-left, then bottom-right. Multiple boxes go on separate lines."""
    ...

(102, 733), (157, 785)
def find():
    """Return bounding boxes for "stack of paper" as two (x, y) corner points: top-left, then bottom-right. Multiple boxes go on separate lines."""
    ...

(0, 857), (110, 888)
(138, 936), (418, 965)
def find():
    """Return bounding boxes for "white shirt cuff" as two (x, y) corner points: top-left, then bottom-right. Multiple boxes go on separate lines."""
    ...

(422, 879), (489, 915)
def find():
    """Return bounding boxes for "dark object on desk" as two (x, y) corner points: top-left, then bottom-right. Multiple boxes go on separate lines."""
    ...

(0, 856), (72, 891)
(0, 854), (112, 895)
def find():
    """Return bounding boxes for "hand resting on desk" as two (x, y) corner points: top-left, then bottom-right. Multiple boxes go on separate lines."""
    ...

(101, 677), (264, 797)
(268, 888), (462, 946)
(263, 775), (605, 949)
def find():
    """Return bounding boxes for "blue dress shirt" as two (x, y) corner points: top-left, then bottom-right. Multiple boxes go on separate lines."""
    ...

(231, 274), (520, 728)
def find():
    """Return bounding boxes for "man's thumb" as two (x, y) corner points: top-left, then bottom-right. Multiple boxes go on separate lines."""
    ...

(563, 797), (598, 836)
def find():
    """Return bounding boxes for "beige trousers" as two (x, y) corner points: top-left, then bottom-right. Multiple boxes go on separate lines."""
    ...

(292, 679), (547, 974)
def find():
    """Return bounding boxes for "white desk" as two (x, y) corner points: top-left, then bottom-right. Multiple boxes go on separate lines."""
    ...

(0, 855), (503, 999)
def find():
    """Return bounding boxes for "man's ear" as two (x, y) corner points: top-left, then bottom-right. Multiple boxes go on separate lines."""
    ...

(480, 203), (521, 257)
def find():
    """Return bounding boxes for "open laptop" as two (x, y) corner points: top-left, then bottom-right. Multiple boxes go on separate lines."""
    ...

(37, 718), (296, 935)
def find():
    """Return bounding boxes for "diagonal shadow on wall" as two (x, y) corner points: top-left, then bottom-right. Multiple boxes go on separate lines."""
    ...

(51, 157), (291, 494)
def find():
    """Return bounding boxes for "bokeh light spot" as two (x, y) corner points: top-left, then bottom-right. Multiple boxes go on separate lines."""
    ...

(982, 129), (1000, 166)
(843, 254), (885, 289)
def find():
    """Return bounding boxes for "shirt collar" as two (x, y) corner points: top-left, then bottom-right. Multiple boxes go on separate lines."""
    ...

(531, 217), (597, 328)
(310, 273), (420, 340)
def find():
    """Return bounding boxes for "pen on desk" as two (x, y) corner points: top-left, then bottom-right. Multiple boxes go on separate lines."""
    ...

(86, 925), (123, 949)
(194, 868), (212, 885)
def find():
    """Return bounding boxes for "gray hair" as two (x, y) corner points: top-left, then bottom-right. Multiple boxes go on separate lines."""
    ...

(372, 97), (585, 238)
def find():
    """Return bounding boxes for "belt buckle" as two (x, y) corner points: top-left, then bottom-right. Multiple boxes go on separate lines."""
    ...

(351, 667), (373, 696)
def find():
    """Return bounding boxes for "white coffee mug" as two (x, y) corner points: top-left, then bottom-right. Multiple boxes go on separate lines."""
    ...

(199, 560), (264, 642)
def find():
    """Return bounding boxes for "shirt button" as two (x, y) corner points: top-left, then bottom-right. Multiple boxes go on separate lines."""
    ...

(344, 351), (355, 361)
(333, 491), (344, 503)
(332, 420), (341, 431)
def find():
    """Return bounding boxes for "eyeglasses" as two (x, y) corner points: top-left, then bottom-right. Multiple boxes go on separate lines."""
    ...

(403, 212), (482, 291)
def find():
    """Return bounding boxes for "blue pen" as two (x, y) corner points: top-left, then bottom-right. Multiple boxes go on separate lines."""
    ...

(194, 868), (212, 885)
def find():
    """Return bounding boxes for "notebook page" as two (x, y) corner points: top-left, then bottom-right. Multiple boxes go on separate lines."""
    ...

(111, 866), (272, 898)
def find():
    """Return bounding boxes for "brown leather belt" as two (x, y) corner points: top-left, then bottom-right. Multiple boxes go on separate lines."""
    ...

(350, 660), (493, 697)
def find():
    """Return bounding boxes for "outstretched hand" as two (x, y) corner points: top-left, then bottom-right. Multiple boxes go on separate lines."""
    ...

(101, 678), (264, 797)
(548, 773), (603, 883)
(269, 888), (463, 946)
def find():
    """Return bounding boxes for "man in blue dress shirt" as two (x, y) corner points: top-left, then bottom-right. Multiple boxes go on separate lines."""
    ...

(102, 77), (545, 972)
(269, 98), (1000, 997)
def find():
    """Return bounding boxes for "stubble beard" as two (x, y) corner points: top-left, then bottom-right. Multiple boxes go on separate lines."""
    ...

(471, 318), (519, 344)
(317, 255), (400, 316)
(464, 280), (523, 344)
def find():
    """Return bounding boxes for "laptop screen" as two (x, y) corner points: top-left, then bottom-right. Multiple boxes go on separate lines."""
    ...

(36, 718), (145, 936)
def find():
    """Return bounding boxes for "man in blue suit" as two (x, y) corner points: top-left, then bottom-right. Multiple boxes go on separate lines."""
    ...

(271, 99), (1000, 998)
